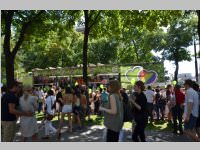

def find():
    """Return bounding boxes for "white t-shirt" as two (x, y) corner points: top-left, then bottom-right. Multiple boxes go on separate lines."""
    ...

(144, 90), (155, 103)
(45, 95), (56, 115)
(38, 90), (44, 99)
(184, 88), (199, 118)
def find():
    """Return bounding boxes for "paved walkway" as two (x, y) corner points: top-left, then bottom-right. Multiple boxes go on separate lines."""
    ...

(14, 121), (193, 142)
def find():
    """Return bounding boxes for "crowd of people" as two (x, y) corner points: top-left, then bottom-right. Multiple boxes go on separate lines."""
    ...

(1, 79), (200, 142)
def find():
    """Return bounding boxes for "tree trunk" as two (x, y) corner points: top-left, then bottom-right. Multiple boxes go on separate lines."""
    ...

(3, 11), (15, 87)
(5, 55), (15, 87)
(174, 60), (179, 82)
(83, 10), (89, 87)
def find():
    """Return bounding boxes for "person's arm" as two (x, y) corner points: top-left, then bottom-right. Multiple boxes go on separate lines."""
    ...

(99, 95), (117, 115)
(129, 94), (141, 110)
(131, 99), (141, 110)
(8, 103), (33, 117)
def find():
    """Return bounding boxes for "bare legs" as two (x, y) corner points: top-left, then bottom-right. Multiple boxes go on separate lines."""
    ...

(67, 113), (72, 132)
(57, 112), (73, 139)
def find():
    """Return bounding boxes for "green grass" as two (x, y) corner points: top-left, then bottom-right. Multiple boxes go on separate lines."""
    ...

(36, 112), (173, 131)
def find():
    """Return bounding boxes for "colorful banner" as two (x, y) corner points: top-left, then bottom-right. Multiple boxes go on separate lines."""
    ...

(120, 64), (163, 89)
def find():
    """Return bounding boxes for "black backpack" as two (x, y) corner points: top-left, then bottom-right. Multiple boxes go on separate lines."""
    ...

(123, 93), (134, 122)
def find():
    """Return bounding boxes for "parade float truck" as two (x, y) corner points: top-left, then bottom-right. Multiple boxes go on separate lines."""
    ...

(31, 62), (165, 89)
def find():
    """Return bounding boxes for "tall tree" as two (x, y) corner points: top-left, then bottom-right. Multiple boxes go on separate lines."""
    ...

(1, 10), (45, 87)
(1, 10), (81, 86)
(152, 15), (196, 81)
(82, 10), (102, 86)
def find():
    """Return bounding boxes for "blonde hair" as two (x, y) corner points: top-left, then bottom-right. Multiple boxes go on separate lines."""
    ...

(109, 80), (121, 94)
(23, 85), (32, 100)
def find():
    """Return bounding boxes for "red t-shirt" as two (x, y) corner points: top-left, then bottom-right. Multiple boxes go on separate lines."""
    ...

(175, 90), (185, 105)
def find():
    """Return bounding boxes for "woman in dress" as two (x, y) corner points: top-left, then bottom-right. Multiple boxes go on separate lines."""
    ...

(19, 85), (38, 142)
(57, 87), (74, 139)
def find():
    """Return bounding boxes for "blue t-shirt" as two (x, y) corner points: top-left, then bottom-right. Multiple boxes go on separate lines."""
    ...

(1, 92), (19, 121)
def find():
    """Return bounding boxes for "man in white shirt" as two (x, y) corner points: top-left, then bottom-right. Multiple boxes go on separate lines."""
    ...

(183, 79), (199, 141)
(42, 90), (57, 139)
(144, 86), (155, 122)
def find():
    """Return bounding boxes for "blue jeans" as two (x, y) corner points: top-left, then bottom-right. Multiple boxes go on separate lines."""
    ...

(184, 114), (197, 130)
(156, 103), (165, 120)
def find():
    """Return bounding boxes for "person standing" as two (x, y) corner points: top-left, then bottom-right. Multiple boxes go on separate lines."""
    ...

(166, 84), (174, 123)
(101, 88), (109, 108)
(183, 79), (199, 141)
(42, 89), (57, 139)
(35, 87), (44, 114)
(19, 86), (39, 142)
(144, 86), (155, 122)
(192, 81), (200, 141)
(172, 84), (185, 134)
(1, 81), (33, 142)
(73, 89), (82, 130)
(57, 87), (74, 139)
(155, 88), (165, 121)
(55, 87), (63, 121)
(99, 80), (124, 142)
(94, 90), (101, 115)
(130, 81), (148, 142)
(80, 89), (87, 122)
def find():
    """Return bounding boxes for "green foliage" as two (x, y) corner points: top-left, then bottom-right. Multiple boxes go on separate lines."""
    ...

(88, 38), (119, 64)
(2, 10), (193, 84)
(150, 13), (197, 80)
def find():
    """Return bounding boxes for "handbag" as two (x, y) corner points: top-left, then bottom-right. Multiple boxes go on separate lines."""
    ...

(46, 114), (54, 121)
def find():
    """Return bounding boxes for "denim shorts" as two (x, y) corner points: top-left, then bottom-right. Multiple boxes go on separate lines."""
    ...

(184, 114), (197, 130)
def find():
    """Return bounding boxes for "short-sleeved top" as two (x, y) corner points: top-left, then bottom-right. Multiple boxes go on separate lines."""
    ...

(184, 88), (199, 118)
(19, 95), (38, 113)
(45, 95), (56, 115)
(144, 90), (155, 103)
(1, 92), (19, 121)
(133, 92), (147, 117)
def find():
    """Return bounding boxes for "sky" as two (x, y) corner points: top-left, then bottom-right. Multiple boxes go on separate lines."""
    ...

(153, 45), (199, 77)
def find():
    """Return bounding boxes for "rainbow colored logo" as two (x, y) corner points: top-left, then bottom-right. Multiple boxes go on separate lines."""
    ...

(125, 66), (158, 85)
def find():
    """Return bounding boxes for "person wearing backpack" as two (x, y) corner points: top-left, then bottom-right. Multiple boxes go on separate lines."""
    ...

(121, 88), (133, 123)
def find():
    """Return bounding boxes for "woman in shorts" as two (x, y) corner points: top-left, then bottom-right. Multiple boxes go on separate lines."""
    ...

(57, 87), (74, 139)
